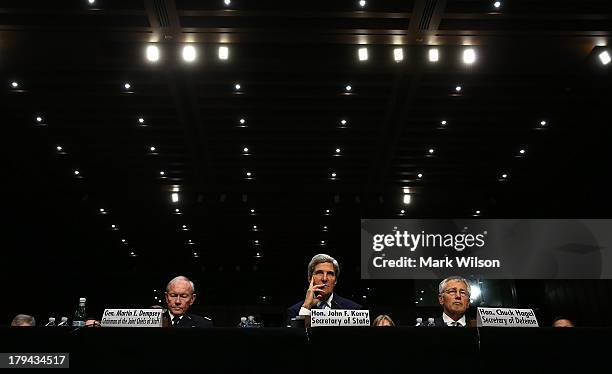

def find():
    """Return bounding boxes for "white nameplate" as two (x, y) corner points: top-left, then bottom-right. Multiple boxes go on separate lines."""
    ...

(477, 307), (538, 327)
(310, 309), (370, 327)
(101, 308), (163, 327)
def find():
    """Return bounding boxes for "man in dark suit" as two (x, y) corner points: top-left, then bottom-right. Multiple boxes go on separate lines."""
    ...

(434, 276), (470, 327)
(165, 275), (213, 328)
(287, 254), (362, 321)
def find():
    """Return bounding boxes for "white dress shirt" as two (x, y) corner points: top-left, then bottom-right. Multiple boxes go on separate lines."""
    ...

(442, 312), (466, 327)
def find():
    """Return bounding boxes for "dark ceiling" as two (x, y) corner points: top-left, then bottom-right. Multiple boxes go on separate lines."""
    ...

(2, 0), (612, 323)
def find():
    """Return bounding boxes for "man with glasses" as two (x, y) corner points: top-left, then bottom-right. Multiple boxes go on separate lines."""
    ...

(165, 275), (213, 328)
(434, 276), (471, 327)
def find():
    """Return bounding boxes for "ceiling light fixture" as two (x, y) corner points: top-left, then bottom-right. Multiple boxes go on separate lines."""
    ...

(392, 48), (404, 62)
(428, 48), (439, 62)
(345, 84), (352, 92)
(359, 0), (366, 7)
(146, 45), (160, 62)
(463, 48), (476, 64)
(493, 1), (501, 9)
(124, 83), (131, 90)
(218, 46), (229, 60)
(598, 50), (611, 65)
(182, 45), (196, 62)
(358, 47), (368, 61)
(11, 81), (19, 88)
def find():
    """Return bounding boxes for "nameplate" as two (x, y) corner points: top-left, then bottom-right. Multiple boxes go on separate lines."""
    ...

(476, 307), (538, 327)
(101, 309), (163, 327)
(310, 309), (370, 327)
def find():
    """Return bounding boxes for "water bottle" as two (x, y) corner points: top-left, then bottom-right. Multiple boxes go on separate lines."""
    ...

(427, 317), (435, 327)
(238, 316), (247, 328)
(415, 317), (423, 327)
(72, 297), (87, 327)
(44, 317), (56, 327)
(57, 317), (69, 327)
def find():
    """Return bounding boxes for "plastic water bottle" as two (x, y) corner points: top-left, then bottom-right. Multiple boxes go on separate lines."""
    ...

(45, 317), (56, 327)
(72, 297), (87, 327)
(415, 317), (423, 326)
(57, 317), (69, 327)
(238, 316), (247, 328)
(427, 317), (435, 327)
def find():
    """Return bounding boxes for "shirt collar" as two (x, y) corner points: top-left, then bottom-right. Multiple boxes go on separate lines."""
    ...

(318, 293), (334, 308)
(442, 313), (466, 326)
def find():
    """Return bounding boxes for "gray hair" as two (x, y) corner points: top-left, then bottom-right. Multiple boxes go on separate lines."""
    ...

(11, 314), (36, 327)
(166, 275), (195, 294)
(438, 276), (471, 296)
(307, 254), (340, 279)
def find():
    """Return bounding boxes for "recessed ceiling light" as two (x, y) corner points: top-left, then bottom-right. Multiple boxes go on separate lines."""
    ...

(243, 147), (249, 153)
(340, 119), (347, 126)
(253, 225), (258, 229)
(463, 48), (476, 64)
(331, 172), (337, 178)
(246, 172), (252, 177)
(150, 146), (156, 152)
(146, 45), (160, 62)
(326, 209), (330, 213)
(428, 148), (435, 154)
(540, 120), (547, 126)
(501, 173), (508, 179)
(175, 208), (180, 213)
(475, 210), (481, 214)
(335, 148), (341, 153)
(239, 118), (246, 125)
(160, 171), (165, 176)
(124, 83), (131, 90)
(403, 194), (412, 205)
(11, 81), (18, 88)
(234, 83), (241, 90)
(218, 46), (229, 60)
(519, 149), (526, 155)
(88, 0), (96, 4)
(73, 170), (80, 175)
(121, 239), (126, 243)
(182, 45), (196, 62)
(138, 117), (145, 124)
(441, 120), (447, 125)
(250, 209), (255, 213)
(345, 84), (352, 91)
(171, 193), (179, 203)
(358, 47), (368, 61)
(99, 208), (105, 213)
(400, 209), (405, 214)
(56, 146), (63, 152)
(417, 173), (423, 178)
(599, 50), (611, 65)
(393, 48), (404, 62)
(111, 224), (116, 229)
(36, 116), (43, 123)
(428, 48), (439, 62)
(455, 85), (462, 92)
(493, 1), (501, 9)
(224, 0), (231, 6)
(359, 0), (366, 7)
(321, 240), (325, 244)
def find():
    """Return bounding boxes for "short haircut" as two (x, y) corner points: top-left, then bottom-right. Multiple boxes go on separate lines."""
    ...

(11, 314), (36, 327)
(307, 254), (340, 279)
(438, 276), (471, 296)
(372, 314), (395, 326)
(166, 275), (195, 294)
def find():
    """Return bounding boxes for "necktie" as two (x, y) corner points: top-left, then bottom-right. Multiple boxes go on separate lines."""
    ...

(173, 317), (181, 326)
(318, 302), (329, 309)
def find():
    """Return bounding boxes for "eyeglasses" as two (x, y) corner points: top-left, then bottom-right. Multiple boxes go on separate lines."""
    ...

(443, 288), (469, 297)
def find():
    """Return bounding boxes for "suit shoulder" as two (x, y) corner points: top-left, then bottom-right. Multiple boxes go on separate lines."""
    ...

(335, 295), (362, 309)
